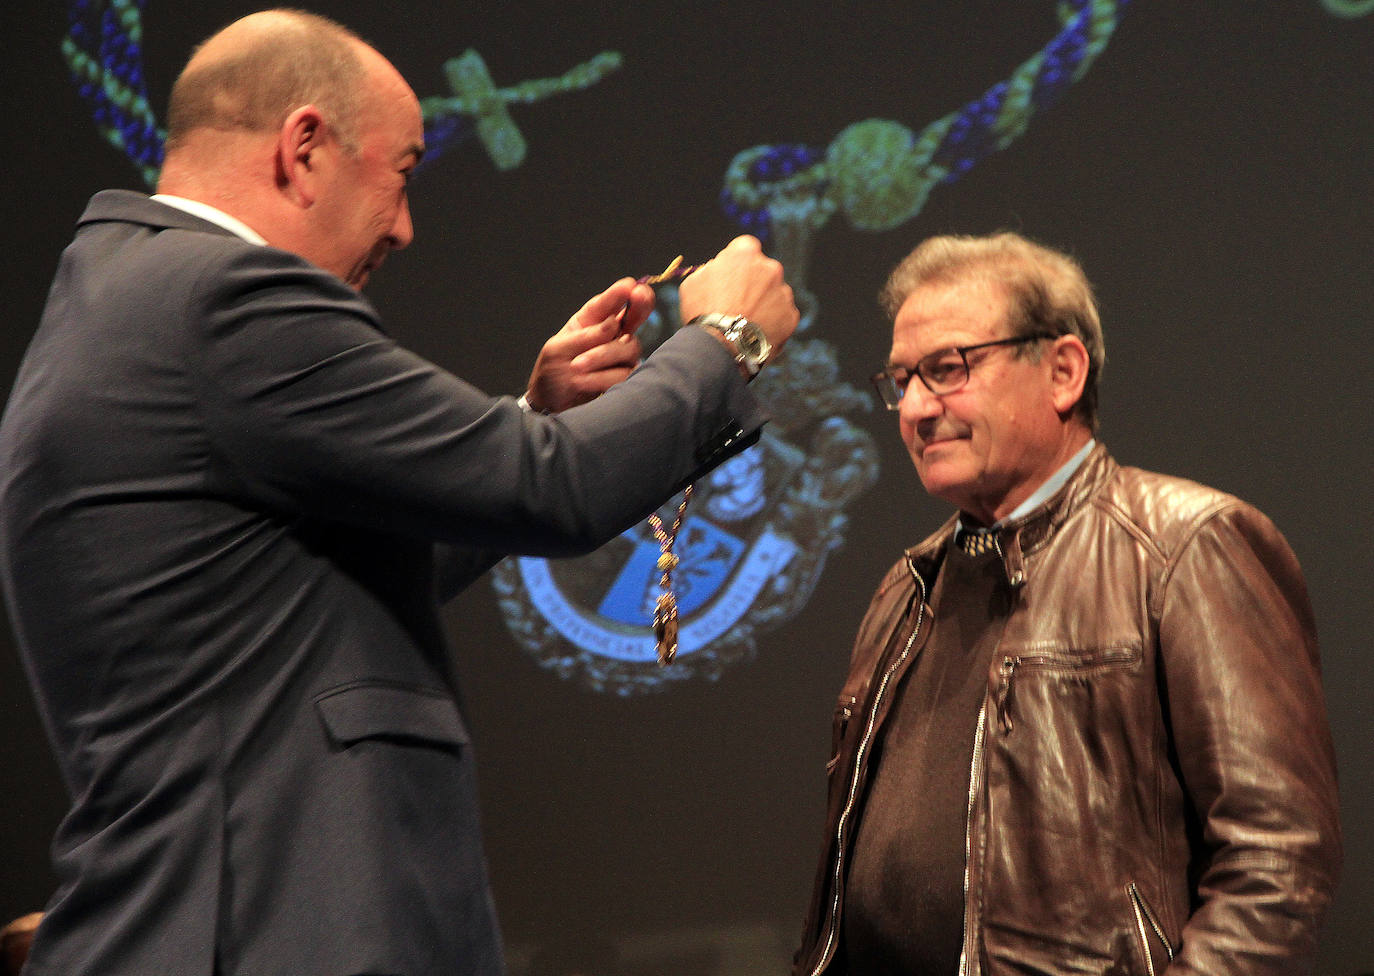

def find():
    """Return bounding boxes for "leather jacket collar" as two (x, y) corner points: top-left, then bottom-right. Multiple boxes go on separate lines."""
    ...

(905, 442), (1116, 592)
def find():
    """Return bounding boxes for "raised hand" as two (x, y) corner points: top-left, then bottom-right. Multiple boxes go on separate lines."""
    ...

(522, 278), (654, 414)
(678, 236), (800, 352)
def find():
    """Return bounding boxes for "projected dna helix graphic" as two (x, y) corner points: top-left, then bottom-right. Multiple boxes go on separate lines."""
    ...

(61, 0), (622, 186)
(719, 0), (1131, 326)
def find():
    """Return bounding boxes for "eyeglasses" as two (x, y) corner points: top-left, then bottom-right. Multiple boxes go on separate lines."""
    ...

(871, 332), (1057, 409)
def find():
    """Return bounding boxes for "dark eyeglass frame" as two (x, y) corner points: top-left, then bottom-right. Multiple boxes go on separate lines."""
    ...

(871, 332), (1058, 409)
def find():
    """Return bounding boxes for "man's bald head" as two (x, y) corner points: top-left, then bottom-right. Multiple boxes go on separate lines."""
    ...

(158, 10), (424, 290)
(165, 9), (368, 155)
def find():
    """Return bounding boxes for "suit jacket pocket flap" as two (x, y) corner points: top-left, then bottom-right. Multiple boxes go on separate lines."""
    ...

(314, 682), (470, 750)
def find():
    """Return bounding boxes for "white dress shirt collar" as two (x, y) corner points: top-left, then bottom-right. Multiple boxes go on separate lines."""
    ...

(150, 194), (268, 246)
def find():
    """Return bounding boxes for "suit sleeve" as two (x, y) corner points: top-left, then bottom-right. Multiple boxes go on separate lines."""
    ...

(191, 248), (766, 556)
(1156, 503), (1341, 973)
(432, 543), (503, 603)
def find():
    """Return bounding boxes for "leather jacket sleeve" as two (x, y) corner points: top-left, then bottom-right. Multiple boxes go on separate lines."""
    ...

(1155, 502), (1341, 972)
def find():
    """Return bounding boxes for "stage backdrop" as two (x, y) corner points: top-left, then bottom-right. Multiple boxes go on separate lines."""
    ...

(2, 1), (1371, 972)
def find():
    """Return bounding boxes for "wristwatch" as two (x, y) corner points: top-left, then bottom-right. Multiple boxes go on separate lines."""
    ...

(690, 313), (772, 379)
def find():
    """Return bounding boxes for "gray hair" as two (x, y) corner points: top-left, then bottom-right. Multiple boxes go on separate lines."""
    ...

(882, 232), (1106, 430)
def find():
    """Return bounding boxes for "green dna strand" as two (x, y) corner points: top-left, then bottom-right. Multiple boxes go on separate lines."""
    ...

(62, 0), (623, 186)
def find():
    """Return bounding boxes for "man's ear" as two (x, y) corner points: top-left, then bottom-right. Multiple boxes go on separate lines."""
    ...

(1049, 333), (1090, 417)
(276, 104), (327, 207)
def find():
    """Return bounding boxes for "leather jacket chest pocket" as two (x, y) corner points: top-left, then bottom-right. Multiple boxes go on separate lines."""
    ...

(991, 640), (1142, 734)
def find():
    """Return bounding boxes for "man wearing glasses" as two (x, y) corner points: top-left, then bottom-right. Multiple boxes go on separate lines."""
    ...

(793, 233), (1340, 975)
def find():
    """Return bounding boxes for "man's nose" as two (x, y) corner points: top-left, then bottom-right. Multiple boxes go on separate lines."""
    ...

(390, 197), (414, 250)
(898, 377), (943, 425)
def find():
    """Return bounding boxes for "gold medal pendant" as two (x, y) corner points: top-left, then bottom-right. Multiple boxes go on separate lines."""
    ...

(652, 592), (680, 665)
(647, 484), (692, 667)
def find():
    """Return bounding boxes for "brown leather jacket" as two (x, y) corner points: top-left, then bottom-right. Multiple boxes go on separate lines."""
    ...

(794, 445), (1341, 976)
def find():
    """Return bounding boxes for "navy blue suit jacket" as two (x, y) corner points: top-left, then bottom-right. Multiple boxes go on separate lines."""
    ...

(0, 191), (766, 975)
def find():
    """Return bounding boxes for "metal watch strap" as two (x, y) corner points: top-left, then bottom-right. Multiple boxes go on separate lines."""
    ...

(689, 312), (770, 378)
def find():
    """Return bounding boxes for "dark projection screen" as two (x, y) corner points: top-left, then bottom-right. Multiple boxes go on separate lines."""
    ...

(2, 1), (1371, 971)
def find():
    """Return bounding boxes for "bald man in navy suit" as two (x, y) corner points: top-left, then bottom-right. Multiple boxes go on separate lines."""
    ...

(0, 10), (797, 975)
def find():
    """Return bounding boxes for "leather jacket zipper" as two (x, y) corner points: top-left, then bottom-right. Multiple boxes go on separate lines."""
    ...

(1129, 882), (1175, 974)
(995, 656), (1019, 733)
(809, 558), (928, 976)
(957, 699), (989, 976)
(959, 531), (1009, 975)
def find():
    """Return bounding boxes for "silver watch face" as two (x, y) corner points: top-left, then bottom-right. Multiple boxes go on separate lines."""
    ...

(696, 314), (770, 373)
(733, 322), (769, 364)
